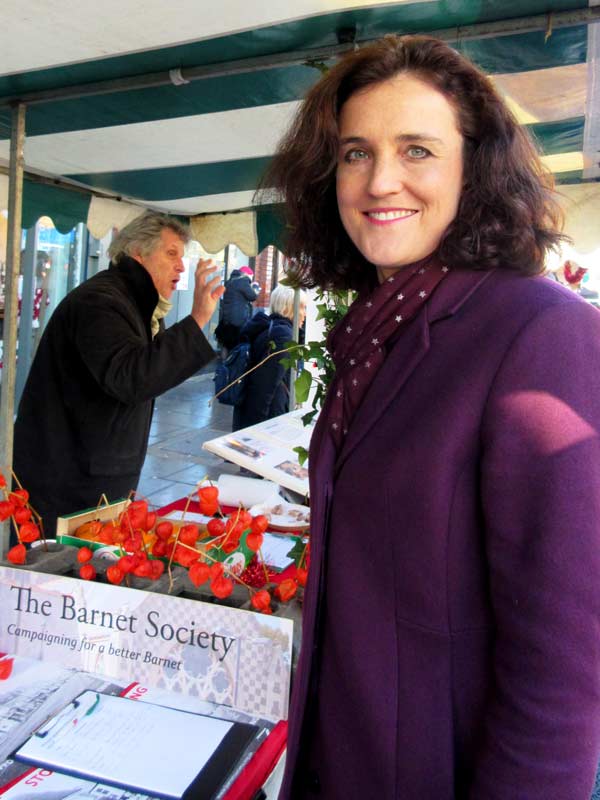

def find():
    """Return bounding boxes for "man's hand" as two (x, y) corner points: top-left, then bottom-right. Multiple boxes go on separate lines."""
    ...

(190, 259), (225, 329)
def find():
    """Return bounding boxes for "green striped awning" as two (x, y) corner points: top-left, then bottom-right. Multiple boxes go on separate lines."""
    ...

(0, 0), (598, 245)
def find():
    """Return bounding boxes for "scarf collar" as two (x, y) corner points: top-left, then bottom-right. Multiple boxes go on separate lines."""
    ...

(327, 254), (449, 450)
(150, 295), (172, 338)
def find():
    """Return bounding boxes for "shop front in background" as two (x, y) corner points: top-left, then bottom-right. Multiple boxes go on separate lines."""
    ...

(0, 217), (107, 403)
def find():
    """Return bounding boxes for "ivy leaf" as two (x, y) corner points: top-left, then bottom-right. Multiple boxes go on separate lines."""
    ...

(307, 343), (326, 360)
(315, 304), (329, 321)
(285, 286), (356, 429)
(294, 369), (313, 403)
(293, 445), (309, 466)
(286, 535), (308, 566)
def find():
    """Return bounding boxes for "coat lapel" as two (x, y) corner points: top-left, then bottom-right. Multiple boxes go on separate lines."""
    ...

(333, 308), (430, 475)
(333, 268), (495, 475)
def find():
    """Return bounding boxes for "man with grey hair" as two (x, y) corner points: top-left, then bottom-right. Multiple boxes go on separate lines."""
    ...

(13, 211), (223, 536)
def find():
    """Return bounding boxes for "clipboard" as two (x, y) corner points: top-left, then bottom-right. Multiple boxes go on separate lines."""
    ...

(15, 690), (259, 800)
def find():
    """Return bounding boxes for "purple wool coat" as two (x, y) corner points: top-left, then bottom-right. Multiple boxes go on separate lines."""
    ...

(280, 268), (600, 800)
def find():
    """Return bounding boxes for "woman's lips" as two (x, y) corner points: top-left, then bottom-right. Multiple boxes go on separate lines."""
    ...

(363, 209), (418, 225)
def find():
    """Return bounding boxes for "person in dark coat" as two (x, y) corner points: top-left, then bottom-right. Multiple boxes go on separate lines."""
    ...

(263, 35), (600, 800)
(232, 284), (306, 431)
(216, 265), (259, 351)
(13, 212), (223, 536)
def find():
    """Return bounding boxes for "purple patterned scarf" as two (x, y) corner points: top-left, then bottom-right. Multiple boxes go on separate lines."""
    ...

(326, 255), (449, 449)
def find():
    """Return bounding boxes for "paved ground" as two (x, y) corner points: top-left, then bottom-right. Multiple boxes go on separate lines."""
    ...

(137, 363), (241, 509)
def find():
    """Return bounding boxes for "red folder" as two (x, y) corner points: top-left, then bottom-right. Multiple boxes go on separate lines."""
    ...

(222, 720), (287, 800)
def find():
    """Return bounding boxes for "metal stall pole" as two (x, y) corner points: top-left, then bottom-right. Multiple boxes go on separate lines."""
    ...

(271, 249), (280, 292)
(0, 103), (26, 556)
(223, 245), (230, 281)
(289, 288), (301, 411)
(15, 225), (38, 408)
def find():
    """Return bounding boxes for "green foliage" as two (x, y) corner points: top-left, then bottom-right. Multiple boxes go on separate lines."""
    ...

(268, 287), (354, 469)
(286, 288), (355, 428)
(293, 446), (309, 466)
(304, 59), (331, 76)
(286, 535), (308, 566)
(294, 369), (312, 404)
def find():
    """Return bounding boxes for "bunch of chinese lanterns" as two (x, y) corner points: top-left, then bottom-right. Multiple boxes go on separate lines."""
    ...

(78, 490), (308, 614)
(0, 472), (44, 564)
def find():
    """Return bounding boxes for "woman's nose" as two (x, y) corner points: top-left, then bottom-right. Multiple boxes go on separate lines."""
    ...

(367, 155), (405, 197)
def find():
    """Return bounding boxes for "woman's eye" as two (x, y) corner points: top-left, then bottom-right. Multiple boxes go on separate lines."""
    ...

(406, 145), (430, 159)
(343, 148), (369, 163)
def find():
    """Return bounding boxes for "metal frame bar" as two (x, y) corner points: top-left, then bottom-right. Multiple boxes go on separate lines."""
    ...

(0, 8), (599, 107)
(583, 7), (600, 180)
(0, 102), (25, 555)
(289, 288), (302, 412)
(16, 224), (37, 408)
(0, 163), (127, 199)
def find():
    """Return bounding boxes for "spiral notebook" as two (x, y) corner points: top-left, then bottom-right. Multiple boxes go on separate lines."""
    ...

(15, 690), (259, 800)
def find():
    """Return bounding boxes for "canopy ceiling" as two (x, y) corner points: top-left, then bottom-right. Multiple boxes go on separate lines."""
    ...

(0, 0), (599, 244)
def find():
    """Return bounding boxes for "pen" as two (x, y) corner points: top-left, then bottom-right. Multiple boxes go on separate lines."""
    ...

(35, 700), (80, 738)
(228, 439), (262, 458)
(35, 692), (102, 738)
(73, 692), (100, 726)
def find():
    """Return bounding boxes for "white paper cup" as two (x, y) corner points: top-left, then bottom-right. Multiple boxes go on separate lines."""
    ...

(214, 474), (280, 508)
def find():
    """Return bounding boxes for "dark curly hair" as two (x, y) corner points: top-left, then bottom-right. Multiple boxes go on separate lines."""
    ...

(261, 35), (566, 292)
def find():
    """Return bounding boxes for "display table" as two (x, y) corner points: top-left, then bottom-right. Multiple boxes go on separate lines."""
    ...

(202, 409), (314, 497)
(0, 459), (305, 798)
(0, 495), (300, 800)
(0, 484), (301, 800)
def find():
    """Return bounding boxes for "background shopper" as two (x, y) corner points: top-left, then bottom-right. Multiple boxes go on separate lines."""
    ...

(233, 284), (306, 430)
(216, 265), (259, 352)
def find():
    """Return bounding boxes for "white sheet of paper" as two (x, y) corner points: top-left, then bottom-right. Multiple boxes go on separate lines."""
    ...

(164, 510), (212, 524)
(260, 533), (300, 570)
(17, 691), (233, 798)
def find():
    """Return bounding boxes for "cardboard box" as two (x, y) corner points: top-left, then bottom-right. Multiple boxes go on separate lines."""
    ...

(56, 499), (130, 552)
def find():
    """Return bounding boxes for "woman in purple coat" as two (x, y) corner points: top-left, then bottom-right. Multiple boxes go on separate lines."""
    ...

(264, 35), (600, 799)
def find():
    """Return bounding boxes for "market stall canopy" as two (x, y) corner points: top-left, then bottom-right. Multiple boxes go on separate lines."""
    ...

(0, 0), (599, 251)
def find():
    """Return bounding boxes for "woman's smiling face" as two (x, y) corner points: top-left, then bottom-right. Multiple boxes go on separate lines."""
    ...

(336, 73), (464, 280)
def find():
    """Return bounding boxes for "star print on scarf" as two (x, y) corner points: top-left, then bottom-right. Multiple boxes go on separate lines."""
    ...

(326, 255), (449, 450)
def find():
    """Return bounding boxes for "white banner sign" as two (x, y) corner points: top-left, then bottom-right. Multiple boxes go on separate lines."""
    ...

(0, 567), (292, 720)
